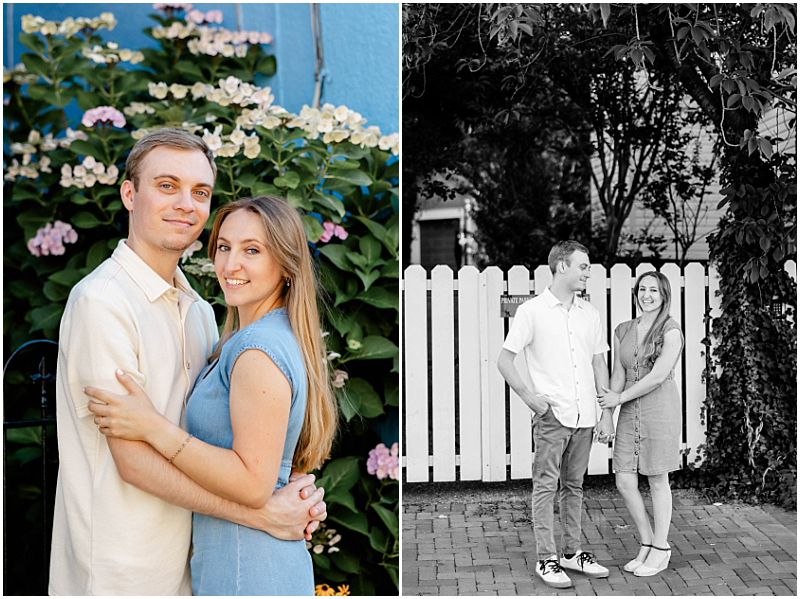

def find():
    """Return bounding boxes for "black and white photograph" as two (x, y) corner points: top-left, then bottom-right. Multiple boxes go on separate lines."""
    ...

(401, 3), (797, 596)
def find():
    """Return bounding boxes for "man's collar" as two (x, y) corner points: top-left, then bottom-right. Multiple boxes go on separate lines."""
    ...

(111, 239), (199, 304)
(544, 287), (585, 309)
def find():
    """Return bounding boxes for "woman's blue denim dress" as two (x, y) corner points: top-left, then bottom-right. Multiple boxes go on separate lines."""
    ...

(186, 308), (314, 596)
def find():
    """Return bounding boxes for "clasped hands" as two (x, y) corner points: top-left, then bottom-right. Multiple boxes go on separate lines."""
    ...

(596, 385), (622, 409)
(84, 370), (327, 541)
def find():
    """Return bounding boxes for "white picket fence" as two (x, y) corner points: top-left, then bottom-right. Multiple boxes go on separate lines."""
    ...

(402, 261), (797, 483)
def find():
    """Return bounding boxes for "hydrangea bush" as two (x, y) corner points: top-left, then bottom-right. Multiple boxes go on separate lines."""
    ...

(4, 6), (398, 594)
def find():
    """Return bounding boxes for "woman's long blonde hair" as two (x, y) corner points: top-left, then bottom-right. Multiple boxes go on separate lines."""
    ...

(633, 270), (673, 367)
(207, 196), (338, 471)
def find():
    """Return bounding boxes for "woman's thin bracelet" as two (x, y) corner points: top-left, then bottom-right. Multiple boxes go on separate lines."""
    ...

(168, 435), (193, 463)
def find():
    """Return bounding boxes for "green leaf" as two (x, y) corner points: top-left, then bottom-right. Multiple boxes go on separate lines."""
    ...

(29, 303), (64, 333)
(380, 259), (399, 279)
(175, 60), (203, 78)
(385, 379), (399, 407)
(69, 140), (106, 162)
(301, 215), (324, 242)
(256, 55), (277, 76)
(72, 211), (103, 229)
(328, 509), (369, 536)
(347, 336), (398, 361)
(355, 268), (380, 291)
(285, 187), (312, 210)
(8, 279), (40, 301)
(324, 488), (359, 513)
(43, 280), (70, 302)
(21, 53), (49, 78)
(330, 550), (361, 574)
(310, 551), (331, 569)
(318, 244), (352, 271)
(359, 235), (383, 267)
(250, 182), (280, 196)
(369, 523), (390, 553)
(6, 427), (42, 445)
(336, 387), (358, 421)
(342, 377), (384, 418)
(311, 191), (346, 218)
(87, 240), (112, 270)
(371, 503), (399, 538)
(327, 308), (354, 337)
(18, 34), (45, 54)
(326, 168), (372, 187)
(274, 170), (300, 189)
(75, 89), (99, 111)
(383, 160), (399, 179)
(315, 456), (361, 494)
(355, 287), (398, 310)
(352, 216), (387, 243)
(11, 181), (42, 202)
(49, 268), (83, 288)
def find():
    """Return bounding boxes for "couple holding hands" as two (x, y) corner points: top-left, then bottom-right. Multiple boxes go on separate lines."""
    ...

(498, 240), (684, 589)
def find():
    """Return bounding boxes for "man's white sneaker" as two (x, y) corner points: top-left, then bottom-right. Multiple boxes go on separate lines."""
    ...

(560, 552), (610, 578)
(535, 556), (572, 588)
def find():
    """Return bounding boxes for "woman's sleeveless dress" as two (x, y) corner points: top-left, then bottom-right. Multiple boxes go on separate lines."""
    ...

(185, 308), (314, 595)
(612, 317), (683, 476)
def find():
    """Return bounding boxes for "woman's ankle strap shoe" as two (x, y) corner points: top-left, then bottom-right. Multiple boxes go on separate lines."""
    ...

(633, 546), (671, 577)
(623, 544), (652, 573)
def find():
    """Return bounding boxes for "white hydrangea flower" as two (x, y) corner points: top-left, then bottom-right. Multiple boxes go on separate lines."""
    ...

(220, 76), (241, 96)
(149, 81), (169, 100)
(217, 143), (239, 158)
(169, 83), (189, 99)
(229, 128), (246, 146)
(202, 125), (224, 152)
(333, 105), (349, 122)
(82, 155), (96, 169)
(243, 143), (260, 159)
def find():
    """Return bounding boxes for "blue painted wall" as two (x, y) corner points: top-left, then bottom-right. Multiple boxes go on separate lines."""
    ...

(4, 3), (398, 135)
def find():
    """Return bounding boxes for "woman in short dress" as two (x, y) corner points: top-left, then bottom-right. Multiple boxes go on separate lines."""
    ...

(86, 196), (338, 595)
(598, 271), (683, 577)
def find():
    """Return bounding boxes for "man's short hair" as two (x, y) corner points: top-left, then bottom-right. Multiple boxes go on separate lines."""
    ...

(548, 240), (590, 274)
(125, 129), (217, 189)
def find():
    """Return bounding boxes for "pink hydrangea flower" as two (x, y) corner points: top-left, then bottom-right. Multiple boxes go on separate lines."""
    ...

(319, 221), (348, 243)
(82, 106), (126, 128)
(367, 442), (399, 481)
(185, 9), (205, 23)
(205, 10), (224, 24)
(27, 221), (78, 257)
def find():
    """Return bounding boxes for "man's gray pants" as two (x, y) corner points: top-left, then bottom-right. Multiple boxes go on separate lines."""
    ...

(532, 407), (593, 560)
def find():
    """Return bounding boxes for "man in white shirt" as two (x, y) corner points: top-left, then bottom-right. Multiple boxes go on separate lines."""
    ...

(498, 240), (614, 589)
(50, 130), (326, 595)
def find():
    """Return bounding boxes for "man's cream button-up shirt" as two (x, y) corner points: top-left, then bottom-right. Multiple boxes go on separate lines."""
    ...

(49, 240), (219, 596)
(503, 287), (609, 428)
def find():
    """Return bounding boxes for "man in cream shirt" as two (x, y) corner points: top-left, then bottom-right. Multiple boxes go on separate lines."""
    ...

(50, 130), (326, 595)
(498, 240), (614, 589)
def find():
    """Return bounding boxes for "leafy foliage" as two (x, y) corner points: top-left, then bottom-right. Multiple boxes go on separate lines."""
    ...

(4, 8), (399, 593)
(405, 3), (797, 506)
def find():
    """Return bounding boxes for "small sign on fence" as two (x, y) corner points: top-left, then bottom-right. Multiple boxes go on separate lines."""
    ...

(500, 295), (534, 318)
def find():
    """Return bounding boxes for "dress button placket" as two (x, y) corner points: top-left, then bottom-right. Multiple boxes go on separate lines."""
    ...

(633, 322), (641, 463)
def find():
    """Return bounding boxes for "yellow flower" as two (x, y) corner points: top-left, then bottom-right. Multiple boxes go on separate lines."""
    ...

(314, 583), (336, 596)
(334, 585), (351, 596)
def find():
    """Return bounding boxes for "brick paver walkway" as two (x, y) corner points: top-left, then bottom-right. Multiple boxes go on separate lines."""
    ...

(403, 494), (797, 596)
